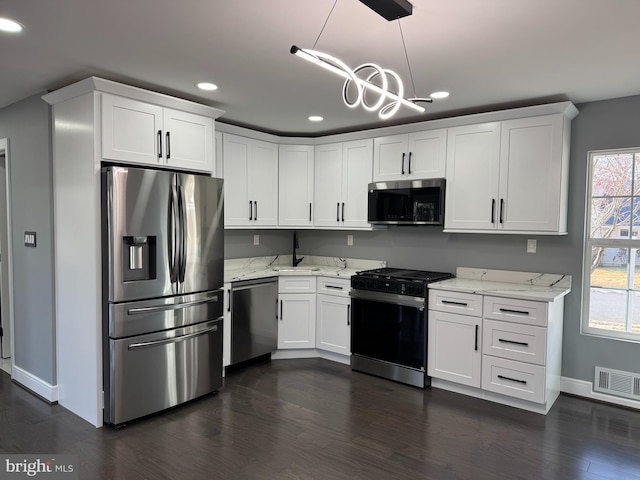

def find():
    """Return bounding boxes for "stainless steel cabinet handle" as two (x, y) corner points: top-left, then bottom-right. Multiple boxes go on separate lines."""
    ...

(227, 290), (231, 312)
(499, 198), (504, 224)
(157, 130), (163, 158)
(497, 374), (527, 385)
(254, 201), (257, 221)
(280, 300), (283, 320)
(309, 203), (312, 222)
(401, 152), (406, 175)
(166, 131), (171, 159)
(491, 199), (496, 224)
(249, 200), (253, 221)
(499, 308), (529, 315)
(341, 203), (345, 222)
(275, 299), (278, 319)
(408, 152), (412, 174)
(474, 325), (479, 351)
(326, 285), (344, 290)
(128, 325), (218, 350)
(336, 203), (340, 222)
(128, 295), (219, 315)
(347, 304), (351, 326)
(498, 338), (529, 347)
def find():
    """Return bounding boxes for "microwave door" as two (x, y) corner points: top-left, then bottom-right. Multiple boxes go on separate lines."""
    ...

(104, 166), (177, 303)
(176, 173), (224, 294)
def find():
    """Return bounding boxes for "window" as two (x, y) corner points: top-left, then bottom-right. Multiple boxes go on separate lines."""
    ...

(584, 149), (640, 340)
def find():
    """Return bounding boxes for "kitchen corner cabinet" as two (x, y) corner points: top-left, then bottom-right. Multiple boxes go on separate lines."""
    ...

(316, 277), (351, 356)
(101, 93), (214, 173)
(428, 291), (483, 387)
(444, 113), (570, 234)
(373, 129), (447, 181)
(223, 133), (278, 227)
(277, 277), (317, 349)
(278, 145), (314, 227)
(314, 139), (373, 229)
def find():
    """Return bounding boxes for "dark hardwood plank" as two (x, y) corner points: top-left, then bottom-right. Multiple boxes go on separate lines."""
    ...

(2, 359), (640, 479)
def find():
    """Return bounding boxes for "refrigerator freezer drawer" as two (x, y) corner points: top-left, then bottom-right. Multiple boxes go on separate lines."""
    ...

(105, 318), (223, 425)
(109, 290), (223, 338)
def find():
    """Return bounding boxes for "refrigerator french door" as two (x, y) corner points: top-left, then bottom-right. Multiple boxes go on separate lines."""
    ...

(102, 165), (224, 425)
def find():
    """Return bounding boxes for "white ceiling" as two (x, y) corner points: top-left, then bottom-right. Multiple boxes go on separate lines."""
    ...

(1, 0), (639, 136)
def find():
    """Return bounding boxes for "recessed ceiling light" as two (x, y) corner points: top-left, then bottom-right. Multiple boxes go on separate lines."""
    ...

(0, 18), (23, 33)
(430, 91), (450, 99)
(308, 116), (324, 122)
(197, 82), (218, 91)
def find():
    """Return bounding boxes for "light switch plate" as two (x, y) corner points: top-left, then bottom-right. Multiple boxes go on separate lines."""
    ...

(253, 234), (259, 246)
(527, 239), (537, 253)
(347, 234), (353, 246)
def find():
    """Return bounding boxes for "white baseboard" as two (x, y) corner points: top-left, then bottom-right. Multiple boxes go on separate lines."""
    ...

(12, 366), (58, 403)
(561, 376), (640, 410)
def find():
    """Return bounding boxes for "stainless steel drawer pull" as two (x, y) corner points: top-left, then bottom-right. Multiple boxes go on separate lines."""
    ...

(498, 338), (529, 347)
(442, 300), (468, 307)
(499, 308), (529, 315)
(474, 325), (479, 351)
(128, 325), (218, 350)
(326, 285), (344, 290)
(128, 295), (218, 315)
(497, 374), (527, 385)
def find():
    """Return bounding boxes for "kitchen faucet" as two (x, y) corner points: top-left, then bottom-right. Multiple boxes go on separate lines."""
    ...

(293, 231), (304, 267)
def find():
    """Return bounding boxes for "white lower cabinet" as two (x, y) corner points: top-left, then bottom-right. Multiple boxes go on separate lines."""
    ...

(316, 277), (351, 356)
(428, 308), (482, 388)
(429, 288), (564, 414)
(277, 277), (317, 349)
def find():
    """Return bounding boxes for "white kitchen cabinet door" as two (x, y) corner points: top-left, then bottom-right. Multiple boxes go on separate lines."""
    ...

(250, 140), (278, 227)
(223, 134), (278, 227)
(373, 134), (409, 181)
(223, 134), (251, 226)
(408, 129), (447, 179)
(278, 293), (316, 349)
(342, 139), (373, 228)
(428, 310), (482, 388)
(102, 94), (163, 166)
(316, 294), (350, 355)
(314, 143), (343, 227)
(214, 131), (223, 178)
(279, 145), (314, 227)
(498, 114), (565, 232)
(163, 108), (213, 173)
(444, 122), (501, 231)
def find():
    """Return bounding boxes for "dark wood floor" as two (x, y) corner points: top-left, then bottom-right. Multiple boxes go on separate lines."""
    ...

(2, 359), (640, 479)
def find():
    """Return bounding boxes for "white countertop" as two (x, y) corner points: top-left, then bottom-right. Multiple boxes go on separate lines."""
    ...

(428, 267), (571, 302)
(224, 255), (386, 283)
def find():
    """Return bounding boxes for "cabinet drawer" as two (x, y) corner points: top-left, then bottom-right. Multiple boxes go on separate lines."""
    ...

(483, 319), (547, 366)
(428, 290), (483, 317)
(482, 356), (545, 404)
(278, 276), (317, 293)
(483, 296), (547, 326)
(317, 277), (350, 297)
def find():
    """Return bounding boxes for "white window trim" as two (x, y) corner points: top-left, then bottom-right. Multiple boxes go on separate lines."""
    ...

(582, 147), (640, 343)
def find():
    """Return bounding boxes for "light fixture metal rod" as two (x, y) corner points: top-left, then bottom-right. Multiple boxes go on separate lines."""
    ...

(291, 46), (425, 114)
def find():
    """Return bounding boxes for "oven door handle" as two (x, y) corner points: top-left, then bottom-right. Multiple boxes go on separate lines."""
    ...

(350, 288), (425, 309)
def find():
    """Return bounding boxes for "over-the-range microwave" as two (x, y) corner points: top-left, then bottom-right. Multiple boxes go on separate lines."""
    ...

(367, 178), (445, 226)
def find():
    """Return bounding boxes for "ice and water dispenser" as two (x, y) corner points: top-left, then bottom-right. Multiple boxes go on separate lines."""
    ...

(122, 236), (157, 281)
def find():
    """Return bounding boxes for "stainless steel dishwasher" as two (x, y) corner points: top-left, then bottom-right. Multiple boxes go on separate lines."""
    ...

(230, 277), (278, 365)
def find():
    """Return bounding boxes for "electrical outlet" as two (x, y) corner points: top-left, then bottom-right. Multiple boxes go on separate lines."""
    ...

(253, 235), (259, 246)
(347, 234), (353, 246)
(527, 239), (537, 253)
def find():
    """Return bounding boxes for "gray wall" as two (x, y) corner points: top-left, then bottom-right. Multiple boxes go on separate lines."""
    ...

(0, 94), (56, 384)
(225, 94), (640, 382)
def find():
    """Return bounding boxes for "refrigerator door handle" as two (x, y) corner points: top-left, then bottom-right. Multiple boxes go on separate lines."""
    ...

(169, 185), (180, 286)
(127, 294), (220, 315)
(177, 184), (187, 286)
(127, 324), (218, 350)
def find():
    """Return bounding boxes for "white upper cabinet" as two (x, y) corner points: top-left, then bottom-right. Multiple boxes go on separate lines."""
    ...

(373, 129), (447, 181)
(278, 145), (314, 227)
(314, 139), (373, 229)
(101, 93), (214, 173)
(223, 133), (278, 228)
(444, 113), (570, 234)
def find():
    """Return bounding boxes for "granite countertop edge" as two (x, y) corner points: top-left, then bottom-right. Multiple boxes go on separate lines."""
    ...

(428, 278), (570, 303)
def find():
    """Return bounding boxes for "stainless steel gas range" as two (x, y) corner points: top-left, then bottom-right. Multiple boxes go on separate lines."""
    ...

(350, 268), (453, 388)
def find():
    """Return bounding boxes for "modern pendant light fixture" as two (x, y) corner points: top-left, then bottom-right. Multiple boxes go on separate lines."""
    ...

(290, 0), (434, 120)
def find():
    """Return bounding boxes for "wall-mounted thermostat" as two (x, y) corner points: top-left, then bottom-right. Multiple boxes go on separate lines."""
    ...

(24, 231), (36, 247)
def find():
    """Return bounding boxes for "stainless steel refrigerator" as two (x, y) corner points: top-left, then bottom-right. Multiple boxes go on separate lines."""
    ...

(102, 165), (224, 425)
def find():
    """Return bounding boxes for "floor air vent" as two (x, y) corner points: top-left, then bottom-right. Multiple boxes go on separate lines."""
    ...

(594, 367), (640, 400)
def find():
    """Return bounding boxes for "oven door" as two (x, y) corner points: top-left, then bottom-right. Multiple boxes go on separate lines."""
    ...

(350, 289), (426, 371)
